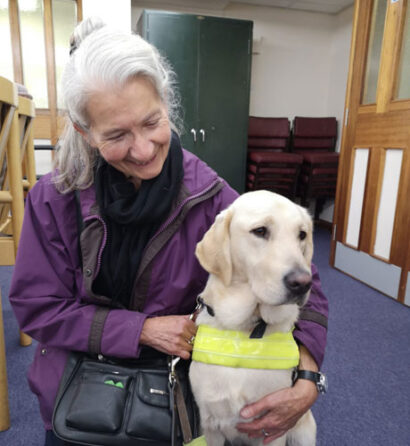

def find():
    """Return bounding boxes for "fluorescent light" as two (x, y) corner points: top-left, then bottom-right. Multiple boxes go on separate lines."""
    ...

(19, 0), (40, 12)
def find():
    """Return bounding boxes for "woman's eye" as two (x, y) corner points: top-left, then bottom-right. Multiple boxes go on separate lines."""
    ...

(299, 230), (307, 241)
(145, 120), (159, 128)
(107, 134), (125, 141)
(251, 226), (268, 239)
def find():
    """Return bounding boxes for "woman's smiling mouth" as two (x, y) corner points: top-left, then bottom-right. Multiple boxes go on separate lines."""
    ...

(134, 153), (157, 166)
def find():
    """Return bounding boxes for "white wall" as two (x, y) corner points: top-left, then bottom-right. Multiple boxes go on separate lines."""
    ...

(225, 4), (334, 119)
(83, 0), (131, 30)
(327, 5), (354, 151)
(131, 1), (353, 127)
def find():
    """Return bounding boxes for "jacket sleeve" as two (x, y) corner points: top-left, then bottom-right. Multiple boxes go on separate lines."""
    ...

(293, 263), (328, 369)
(8, 181), (145, 359)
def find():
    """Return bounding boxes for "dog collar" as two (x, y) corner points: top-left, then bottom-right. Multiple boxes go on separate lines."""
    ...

(196, 296), (215, 317)
(192, 324), (299, 370)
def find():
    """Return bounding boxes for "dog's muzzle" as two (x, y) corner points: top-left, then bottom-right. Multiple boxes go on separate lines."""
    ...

(283, 268), (312, 305)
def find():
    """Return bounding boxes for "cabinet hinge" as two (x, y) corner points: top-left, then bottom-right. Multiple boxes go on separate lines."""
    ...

(344, 108), (349, 127)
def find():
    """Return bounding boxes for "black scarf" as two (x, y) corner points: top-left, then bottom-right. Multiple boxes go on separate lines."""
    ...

(93, 130), (183, 308)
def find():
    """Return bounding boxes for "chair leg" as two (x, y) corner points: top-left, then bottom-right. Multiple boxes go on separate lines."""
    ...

(20, 331), (32, 346)
(301, 190), (309, 208)
(314, 197), (326, 220)
(0, 290), (10, 432)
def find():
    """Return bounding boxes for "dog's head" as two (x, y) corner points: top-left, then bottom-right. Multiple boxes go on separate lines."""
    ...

(195, 190), (313, 308)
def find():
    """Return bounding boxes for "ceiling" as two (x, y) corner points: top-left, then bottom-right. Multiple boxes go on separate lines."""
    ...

(233, 0), (354, 14)
(146, 0), (355, 14)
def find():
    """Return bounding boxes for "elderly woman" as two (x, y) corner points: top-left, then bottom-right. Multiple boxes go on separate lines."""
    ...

(9, 18), (328, 446)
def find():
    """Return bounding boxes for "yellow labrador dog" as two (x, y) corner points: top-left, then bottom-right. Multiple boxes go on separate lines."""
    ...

(189, 190), (316, 446)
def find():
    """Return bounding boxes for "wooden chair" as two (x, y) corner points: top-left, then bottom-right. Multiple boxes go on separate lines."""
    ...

(0, 76), (32, 346)
(0, 76), (22, 262)
(0, 94), (36, 235)
(18, 94), (37, 193)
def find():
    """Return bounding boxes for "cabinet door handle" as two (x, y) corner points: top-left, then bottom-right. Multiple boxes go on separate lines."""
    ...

(190, 128), (197, 142)
(199, 129), (206, 142)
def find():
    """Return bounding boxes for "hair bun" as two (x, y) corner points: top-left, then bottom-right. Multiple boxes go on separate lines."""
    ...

(70, 16), (106, 55)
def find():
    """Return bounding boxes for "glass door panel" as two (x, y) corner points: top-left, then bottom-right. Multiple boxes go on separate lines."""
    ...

(362, 0), (388, 104)
(396, 3), (410, 99)
(19, 0), (48, 107)
(0, 2), (13, 80)
(52, 0), (77, 109)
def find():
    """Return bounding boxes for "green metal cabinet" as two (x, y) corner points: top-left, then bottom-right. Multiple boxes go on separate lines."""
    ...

(137, 10), (253, 193)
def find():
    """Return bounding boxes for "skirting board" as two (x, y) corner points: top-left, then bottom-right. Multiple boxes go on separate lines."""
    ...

(334, 242), (401, 299)
(405, 272), (410, 307)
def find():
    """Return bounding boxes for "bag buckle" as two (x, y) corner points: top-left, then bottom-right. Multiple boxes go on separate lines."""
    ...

(169, 356), (180, 386)
(189, 297), (203, 321)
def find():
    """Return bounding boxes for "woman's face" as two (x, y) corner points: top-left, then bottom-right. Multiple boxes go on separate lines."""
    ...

(85, 77), (171, 188)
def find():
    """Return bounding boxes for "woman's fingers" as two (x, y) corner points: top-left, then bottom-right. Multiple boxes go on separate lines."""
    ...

(140, 315), (198, 358)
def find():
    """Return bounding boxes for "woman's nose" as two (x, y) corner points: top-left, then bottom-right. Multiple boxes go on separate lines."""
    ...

(128, 133), (154, 161)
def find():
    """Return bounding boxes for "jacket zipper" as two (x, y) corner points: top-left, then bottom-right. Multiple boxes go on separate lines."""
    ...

(84, 215), (108, 281)
(146, 178), (222, 252)
(131, 178), (223, 303)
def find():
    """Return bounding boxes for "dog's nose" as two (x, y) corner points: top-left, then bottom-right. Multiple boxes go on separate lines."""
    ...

(283, 269), (312, 296)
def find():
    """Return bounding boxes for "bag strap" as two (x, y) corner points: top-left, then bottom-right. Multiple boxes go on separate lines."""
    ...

(175, 375), (193, 443)
(169, 357), (194, 445)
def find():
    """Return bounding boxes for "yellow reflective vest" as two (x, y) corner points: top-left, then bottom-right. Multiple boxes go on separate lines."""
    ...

(192, 324), (299, 369)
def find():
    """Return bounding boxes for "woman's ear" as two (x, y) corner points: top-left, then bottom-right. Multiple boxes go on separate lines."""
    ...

(73, 122), (93, 145)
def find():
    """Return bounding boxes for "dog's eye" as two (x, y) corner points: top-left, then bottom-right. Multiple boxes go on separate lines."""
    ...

(251, 226), (268, 239)
(299, 230), (307, 241)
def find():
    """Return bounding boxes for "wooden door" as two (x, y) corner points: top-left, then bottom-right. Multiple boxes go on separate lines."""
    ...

(331, 0), (410, 305)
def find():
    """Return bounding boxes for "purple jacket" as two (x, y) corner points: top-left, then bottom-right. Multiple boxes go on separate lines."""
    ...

(9, 149), (328, 429)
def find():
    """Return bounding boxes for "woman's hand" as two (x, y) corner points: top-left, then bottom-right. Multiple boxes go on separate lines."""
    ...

(140, 315), (198, 359)
(236, 345), (319, 443)
(236, 379), (318, 443)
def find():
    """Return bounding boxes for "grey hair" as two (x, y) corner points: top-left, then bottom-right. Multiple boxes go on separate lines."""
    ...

(53, 17), (182, 193)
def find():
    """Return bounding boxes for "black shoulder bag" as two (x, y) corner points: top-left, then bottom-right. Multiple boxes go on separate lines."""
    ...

(52, 191), (200, 445)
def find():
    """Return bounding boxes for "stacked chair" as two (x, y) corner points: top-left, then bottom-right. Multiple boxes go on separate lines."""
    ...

(246, 117), (303, 200)
(0, 75), (37, 432)
(0, 87), (36, 239)
(290, 116), (339, 219)
(17, 85), (36, 195)
(0, 76), (33, 345)
(0, 76), (25, 265)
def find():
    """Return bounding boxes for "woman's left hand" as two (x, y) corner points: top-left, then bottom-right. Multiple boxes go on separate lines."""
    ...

(236, 379), (318, 444)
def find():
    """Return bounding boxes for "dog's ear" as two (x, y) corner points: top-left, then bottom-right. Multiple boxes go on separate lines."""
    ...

(195, 208), (234, 286)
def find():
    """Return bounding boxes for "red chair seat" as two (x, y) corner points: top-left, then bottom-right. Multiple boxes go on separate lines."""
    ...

(300, 151), (339, 164)
(304, 167), (339, 176)
(248, 151), (303, 164)
(248, 165), (301, 176)
(248, 173), (295, 184)
(248, 138), (287, 150)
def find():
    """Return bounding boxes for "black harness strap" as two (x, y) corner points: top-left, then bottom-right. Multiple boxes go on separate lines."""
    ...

(249, 320), (267, 338)
(197, 296), (215, 317)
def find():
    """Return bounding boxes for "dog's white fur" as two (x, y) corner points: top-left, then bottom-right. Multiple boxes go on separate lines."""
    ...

(189, 190), (317, 446)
